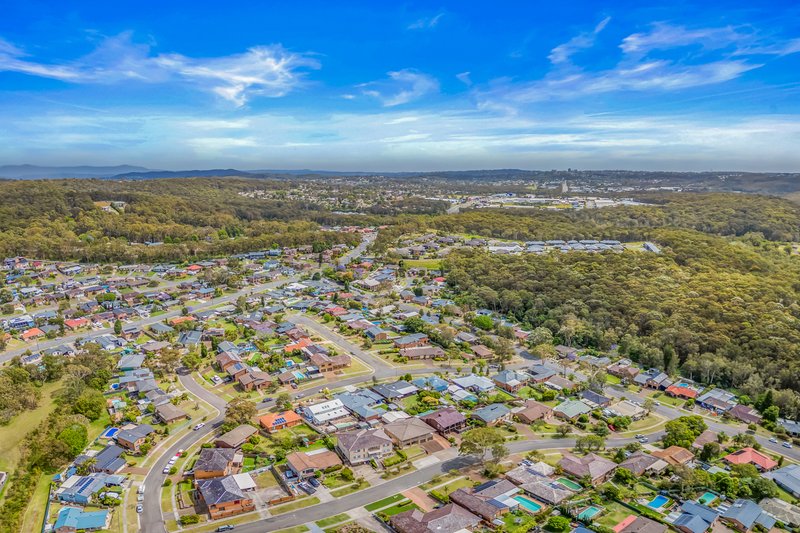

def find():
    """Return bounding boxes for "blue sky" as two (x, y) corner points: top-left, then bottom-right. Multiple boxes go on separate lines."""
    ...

(1, 1), (800, 171)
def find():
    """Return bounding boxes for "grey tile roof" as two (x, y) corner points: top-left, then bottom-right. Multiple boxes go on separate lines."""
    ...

(197, 475), (246, 505)
(195, 448), (236, 473)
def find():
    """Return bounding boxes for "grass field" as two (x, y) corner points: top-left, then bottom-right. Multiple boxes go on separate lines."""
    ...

(403, 259), (443, 270)
(315, 514), (350, 527)
(365, 494), (406, 511)
(18, 473), (52, 533)
(330, 481), (371, 497)
(271, 496), (320, 515)
(0, 379), (62, 473)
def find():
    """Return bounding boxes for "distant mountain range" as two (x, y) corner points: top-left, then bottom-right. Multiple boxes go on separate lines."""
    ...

(0, 164), (385, 180)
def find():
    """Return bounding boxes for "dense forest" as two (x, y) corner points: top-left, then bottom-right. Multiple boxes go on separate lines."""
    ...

(0, 178), (362, 262)
(444, 229), (800, 418)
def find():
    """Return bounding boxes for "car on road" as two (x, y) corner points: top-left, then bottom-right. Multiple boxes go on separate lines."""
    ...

(770, 437), (778, 443)
(783, 442), (793, 448)
(162, 467), (170, 474)
(638, 437), (649, 443)
(635, 434), (644, 439)
(136, 505), (143, 513)
(193, 423), (205, 431)
(216, 525), (235, 532)
(137, 493), (144, 502)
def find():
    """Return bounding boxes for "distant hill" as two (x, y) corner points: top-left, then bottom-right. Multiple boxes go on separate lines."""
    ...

(0, 164), (152, 179)
(111, 168), (255, 179)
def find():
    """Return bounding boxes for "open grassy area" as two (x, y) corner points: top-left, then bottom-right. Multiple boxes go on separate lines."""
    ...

(18, 473), (52, 533)
(596, 500), (634, 528)
(365, 494), (406, 511)
(381, 501), (420, 516)
(403, 259), (443, 270)
(330, 480), (371, 497)
(0, 379), (62, 473)
(315, 513), (350, 527)
(271, 496), (320, 514)
(502, 510), (538, 533)
(275, 526), (310, 533)
(433, 477), (474, 494)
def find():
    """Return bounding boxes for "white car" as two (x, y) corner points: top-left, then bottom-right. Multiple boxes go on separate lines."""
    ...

(783, 442), (793, 449)
(162, 467), (170, 474)
(770, 437), (778, 443)
(136, 504), (143, 513)
(193, 423), (205, 431)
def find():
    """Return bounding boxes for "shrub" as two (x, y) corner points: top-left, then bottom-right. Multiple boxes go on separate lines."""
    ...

(179, 514), (200, 525)
(430, 490), (449, 503)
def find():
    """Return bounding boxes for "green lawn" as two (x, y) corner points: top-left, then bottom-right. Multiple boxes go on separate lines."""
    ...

(18, 473), (52, 533)
(365, 494), (406, 511)
(502, 511), (538, 533)
(271, 496), (320, 515)
(275, 527), (310, 533)
(330, 481), (370, 497)
(433, 477), (474, 494)
(315, 514), (350, 527)
(0, 379), (62, 473)
(381, 501), (420, 517)
(596, 501), (634, 529)
(403, 259), (443, 270)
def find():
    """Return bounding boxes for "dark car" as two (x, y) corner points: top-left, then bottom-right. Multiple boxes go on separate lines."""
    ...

(308, 476), (320, 487)
(216, 526), (235, 532)
(299, 482), (316, 494)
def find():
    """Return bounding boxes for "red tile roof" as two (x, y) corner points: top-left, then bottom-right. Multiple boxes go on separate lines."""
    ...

(724, 447), (778, 470)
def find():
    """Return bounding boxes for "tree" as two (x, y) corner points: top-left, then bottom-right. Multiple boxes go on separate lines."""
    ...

(459, 427), (508, 464)
(546, 516), (571, 533)
(182, 352), (201, 370)
(763, 405), (780, 423)
(556, 424), (573, 438)
(699, 442), (721, 462)
(575, 434), (605, 452)
(58, 423), (88, 457)
(73, 388), (106, 421)
(473, 315), (494, 331)
(613, 467), (636, 486)
(663, 416), (707, 449)
(223, 398), (257, 431)
(113, 319), (122, 335)
(276, 392), (292, 410)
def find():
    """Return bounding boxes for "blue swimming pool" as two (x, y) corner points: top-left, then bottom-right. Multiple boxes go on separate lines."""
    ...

(514, 495), (543, 513)
(101, 427), (119, 438)
(578, 506), (602, 520)
(647, 495), (670, 510)
(698, 491), (717, 505)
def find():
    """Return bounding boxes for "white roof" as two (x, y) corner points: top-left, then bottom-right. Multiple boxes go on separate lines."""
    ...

(381, 411), (411, 423)
(232, 473), (256, 491)
(307, 399), (344, 415)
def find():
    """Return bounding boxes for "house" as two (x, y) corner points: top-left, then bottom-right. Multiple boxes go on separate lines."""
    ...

(607, 400), (647, 421)
(55, 474), (112, 505)
(383, 417), (436, 447)
(607, 362), (640, 381)
(665, 383), (699, 400)
(194, 448), (241, 479)
(721, 499), (776, 532)
(652, 446), (695, 466)
(545, 375), (576, 391)
(21, 327), (45, 341)
(529, 365), (557, 383)
(412, 376), (449, 393)
(238, 371), (272, 391)
(723, 447), (778, 471)
(779, 418), (800, 437)
(365, 326), (389, 341)
(400, 345), (445, 360)
(472, 344), (493, 358)
(336, 389), (384, 421)
(673, 502), (719, 533)
(553, 399), (592, 421)
(514, 400), (554, 424)
(53, 507), (110, 533)
(304, 399), (350, 426)
(492, 370), (530, 392)
(613, 515), (667, 533)
(580, 390), (611, 408)
(506, 462), (555, 485)
(729, 404), (762, 425)
(517, 478), (573, 504)
(420, 407), (467, 435)
(559, 453), (616, 485)
(215, 425), (257, 449)
(196, 475), (256, 519)
(117, 353), (145, 371)
(372, 380), (419, 400)
(393, 333), (429, 349)
(115, 424), (154, 453)
(155, 403), (188, 424)
(226, 362), (250, 381)
(618, 452), (668, 476)
(449, 487), (510, 522)
(335, 428), (393, 465)
(259, 411), (303, 433)
(85, 444), (126, 474)
(691, 430), (718, 450)
(767, 464), (800, 497)
(391, 503), (481, 533)
(759, 498), (800, 527)
(452, 374), (495, 393)
(285, 449), (342, 478)
(696, 389), (736, 413)
(472, 403), (512, 426)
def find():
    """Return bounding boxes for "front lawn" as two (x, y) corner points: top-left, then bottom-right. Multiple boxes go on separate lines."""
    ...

(271, 496), (320, 515)
(365, 494), (406, 511)
(330, 480), (370, 497)
(315, 514), (350, 528)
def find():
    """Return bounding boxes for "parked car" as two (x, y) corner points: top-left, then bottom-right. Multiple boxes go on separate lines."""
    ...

(162, 467), (170, 474)
(136, 505), (143, 513)
(216, 526), (235, 532)
(308, 477), (320, 487)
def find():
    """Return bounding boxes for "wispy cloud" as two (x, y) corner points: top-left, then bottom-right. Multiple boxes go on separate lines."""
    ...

(478, 21), (799, 108)
(456, 71), (472, 86)
(0, 33), (319, 106)
(548, 16), (611, 65)
(359, 69), (439, 106)
(407, 13), (445, 30)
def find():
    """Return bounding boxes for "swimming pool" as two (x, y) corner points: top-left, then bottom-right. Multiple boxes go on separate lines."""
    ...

(647, 495), (671, 510)
(514, 495), (543, 513)
(556, 477), (582, 491)
(698, 491), (717, 505)
(101, 427), (119, 439)
(578, 506), (602, 521)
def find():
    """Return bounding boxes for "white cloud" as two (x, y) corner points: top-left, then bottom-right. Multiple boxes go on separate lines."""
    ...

(408, 13), (444, 30)
(0, 33), (318, 106)
(548, 16), (611, 65)
(456, 71), (472, 86)
(359, 69), (439, 106)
